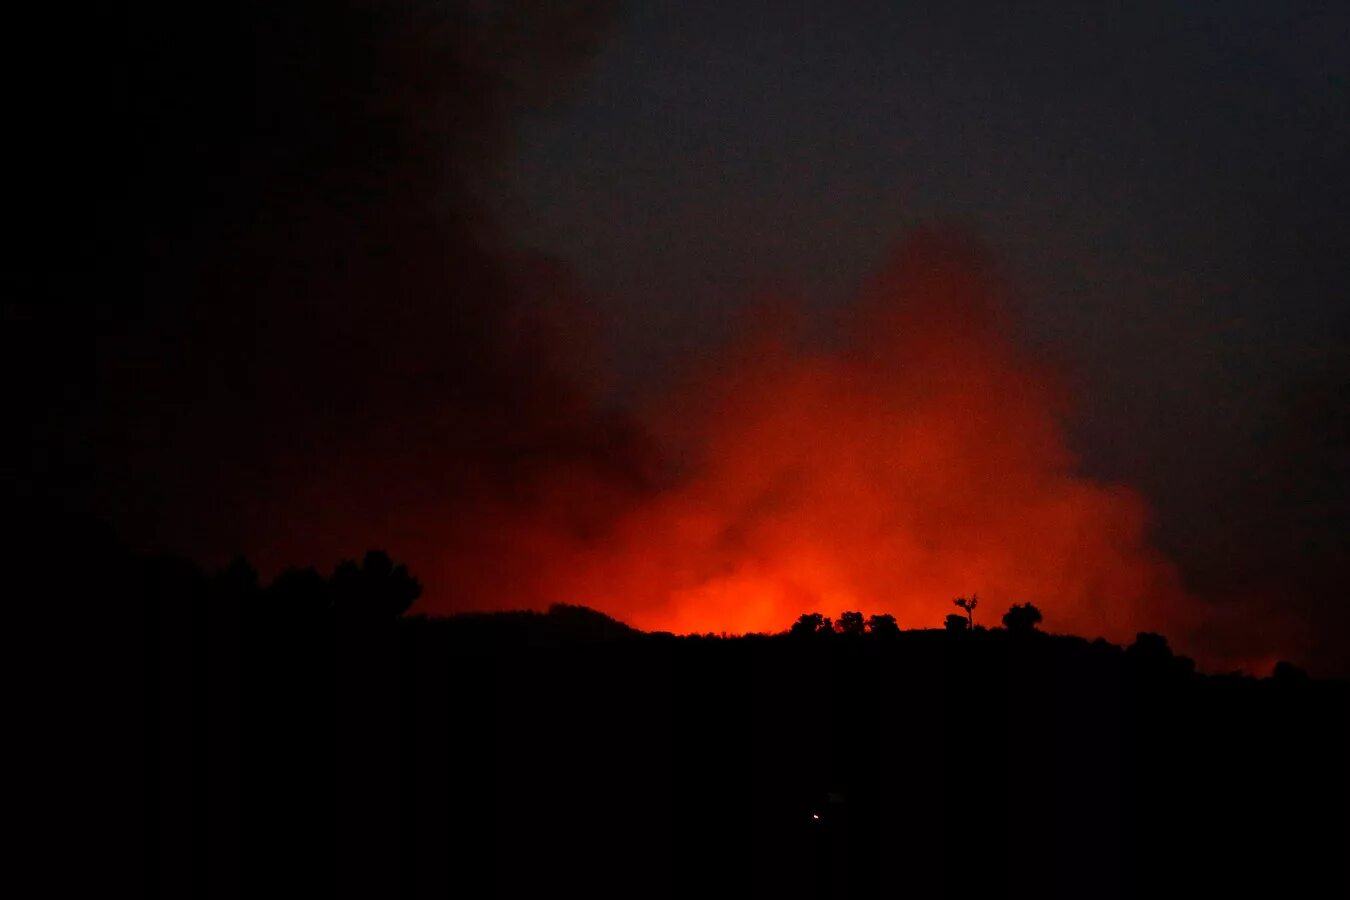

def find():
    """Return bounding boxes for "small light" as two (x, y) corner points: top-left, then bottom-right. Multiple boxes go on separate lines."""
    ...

(812, 813), (820, 820)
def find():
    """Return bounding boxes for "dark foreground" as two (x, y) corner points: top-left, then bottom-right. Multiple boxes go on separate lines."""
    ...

(140, 558), (1347, 899)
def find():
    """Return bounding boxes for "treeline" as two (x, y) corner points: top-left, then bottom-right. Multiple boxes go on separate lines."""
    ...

(138, 546), (1304, 681)
(131, 545), (1347, 899)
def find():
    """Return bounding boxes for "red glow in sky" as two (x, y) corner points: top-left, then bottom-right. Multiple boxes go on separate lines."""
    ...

(416, 233), (1198, 647)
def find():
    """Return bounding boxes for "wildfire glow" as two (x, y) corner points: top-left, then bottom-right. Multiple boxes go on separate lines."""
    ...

(420, 232), (1196, 647)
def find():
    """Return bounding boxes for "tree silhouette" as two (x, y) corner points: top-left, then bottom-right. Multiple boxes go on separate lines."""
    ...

(944, 613), (969, 633)
(1002, 602), (1043, 634)
(217, 556), (259, 594)
(1127, 630), (1197, 677)
(954, 594), (978, 629)
(332, 550), (421, 619)
(836, 611), (865, 635)
(1127, 631), (1172, 662)
(866, 613), (899, 636)
(215, 557), (261, 619)
(1272, 660), (1309, 683)
(790, 612), (833, 636)
(268, 566), (330, 618)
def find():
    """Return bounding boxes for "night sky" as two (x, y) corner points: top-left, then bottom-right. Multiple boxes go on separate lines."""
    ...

(17, 1), (1348, 672)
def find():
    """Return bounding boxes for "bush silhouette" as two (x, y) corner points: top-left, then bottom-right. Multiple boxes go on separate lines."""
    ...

(1002, 602), (1043, 634)
(944, 613), (969, 632)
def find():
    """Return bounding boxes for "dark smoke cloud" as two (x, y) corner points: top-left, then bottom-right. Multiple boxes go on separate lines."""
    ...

(28, 1), (630, 575)
(1180, 342), (1350, 674)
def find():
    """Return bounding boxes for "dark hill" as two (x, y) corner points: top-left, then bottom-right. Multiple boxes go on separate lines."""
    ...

(131, 551), (1350, 899)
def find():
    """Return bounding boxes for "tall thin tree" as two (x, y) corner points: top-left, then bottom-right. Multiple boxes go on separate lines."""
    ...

(954, 594), (978, 630)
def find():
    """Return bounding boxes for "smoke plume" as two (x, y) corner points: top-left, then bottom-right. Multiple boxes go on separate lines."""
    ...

(26, 0), (1336, 673)
(418, 232), (1199, 653)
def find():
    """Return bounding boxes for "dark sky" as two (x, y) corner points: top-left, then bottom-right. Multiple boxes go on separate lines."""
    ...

(14, 1), (1347, 672)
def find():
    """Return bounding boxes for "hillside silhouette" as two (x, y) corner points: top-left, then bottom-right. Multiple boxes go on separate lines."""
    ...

(132, 541), (1347, 899)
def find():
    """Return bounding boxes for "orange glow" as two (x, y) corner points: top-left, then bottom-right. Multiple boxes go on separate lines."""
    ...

(419, 233), (1197, 648)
